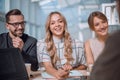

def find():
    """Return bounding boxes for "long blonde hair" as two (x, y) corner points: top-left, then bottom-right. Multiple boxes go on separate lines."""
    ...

(45, 11), (73, 67)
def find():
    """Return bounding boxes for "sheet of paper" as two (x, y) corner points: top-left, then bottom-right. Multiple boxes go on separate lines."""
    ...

(41, 72), (55, 78)
(42, 70), (83, 78)
(69, 70), (83, 76)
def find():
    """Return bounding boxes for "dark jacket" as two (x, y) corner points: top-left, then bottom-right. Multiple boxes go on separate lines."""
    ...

(0, 33), (38, 71)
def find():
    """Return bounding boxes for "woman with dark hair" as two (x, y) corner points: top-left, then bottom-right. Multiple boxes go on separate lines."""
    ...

(85, 11), (109, 69)
(90, 0), (120, 80)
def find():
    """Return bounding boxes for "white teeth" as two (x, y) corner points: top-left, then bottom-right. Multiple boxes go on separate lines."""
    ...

(55, 28), (61, 31)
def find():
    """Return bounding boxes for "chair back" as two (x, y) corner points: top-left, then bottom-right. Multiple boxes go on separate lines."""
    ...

(0, 48), (29, 80)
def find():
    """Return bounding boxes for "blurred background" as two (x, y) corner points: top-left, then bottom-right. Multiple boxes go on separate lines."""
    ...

(0, 0), (119, 42)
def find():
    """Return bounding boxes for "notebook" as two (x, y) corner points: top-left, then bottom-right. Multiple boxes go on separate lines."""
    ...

(41, 70), (83, 78)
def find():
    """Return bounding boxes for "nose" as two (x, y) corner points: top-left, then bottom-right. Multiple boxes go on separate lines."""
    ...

(100, 23), (104, 28)
(17, 24), (23, 29)
(55, 22), (59, 27)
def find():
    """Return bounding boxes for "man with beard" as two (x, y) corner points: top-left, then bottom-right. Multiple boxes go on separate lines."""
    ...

(0, 9), (38, 71)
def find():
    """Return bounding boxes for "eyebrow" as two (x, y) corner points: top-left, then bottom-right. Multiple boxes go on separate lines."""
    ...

(8, 21), (26, 23)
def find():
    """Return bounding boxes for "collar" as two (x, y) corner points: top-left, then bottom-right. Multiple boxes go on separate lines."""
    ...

(53, 36), (64, 43)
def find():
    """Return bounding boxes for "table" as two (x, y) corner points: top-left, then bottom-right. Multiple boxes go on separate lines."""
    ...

(30, 70), (90, 80)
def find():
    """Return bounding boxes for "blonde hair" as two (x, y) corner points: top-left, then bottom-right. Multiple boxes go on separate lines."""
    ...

(45, 11), (73, 67)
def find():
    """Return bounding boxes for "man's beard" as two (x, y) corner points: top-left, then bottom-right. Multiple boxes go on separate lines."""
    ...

(11, 30), (24, 37)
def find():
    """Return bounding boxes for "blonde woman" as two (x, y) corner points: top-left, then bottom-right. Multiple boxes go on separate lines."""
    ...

(85, 11), (109, 67)
(37, 11), (87, 79)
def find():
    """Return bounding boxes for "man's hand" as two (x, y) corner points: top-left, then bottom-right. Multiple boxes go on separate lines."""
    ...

(12, 37), (24, 51)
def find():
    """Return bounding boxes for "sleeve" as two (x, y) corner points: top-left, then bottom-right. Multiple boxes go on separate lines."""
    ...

(76, 40), (87, 66)
(22, 38), (39, 71)
(79, 48), (86, 65)
(37, 40), (51, 64)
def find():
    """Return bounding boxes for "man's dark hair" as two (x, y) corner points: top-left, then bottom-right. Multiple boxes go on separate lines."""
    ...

(5, 9), (24, 23)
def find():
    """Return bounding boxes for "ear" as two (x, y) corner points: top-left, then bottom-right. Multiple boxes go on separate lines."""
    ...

(6, 23), (10, 30)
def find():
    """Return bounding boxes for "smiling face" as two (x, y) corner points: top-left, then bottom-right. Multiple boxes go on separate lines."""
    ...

(88, 11), (109, 37)
(49, 13), (65, 39)
(6, 15), (25, 37)
(93, 17), (108, 37)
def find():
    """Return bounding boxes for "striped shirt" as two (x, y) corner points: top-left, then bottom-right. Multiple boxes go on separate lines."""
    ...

(37, 38), (86, 69)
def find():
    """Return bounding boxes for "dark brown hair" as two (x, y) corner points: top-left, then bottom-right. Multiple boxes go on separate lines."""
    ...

(5, 9), (24, 23)
(88, 11), (108, 30)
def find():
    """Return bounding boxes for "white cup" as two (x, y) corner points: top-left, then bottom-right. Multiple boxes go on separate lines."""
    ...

(25, 63), (31, 78)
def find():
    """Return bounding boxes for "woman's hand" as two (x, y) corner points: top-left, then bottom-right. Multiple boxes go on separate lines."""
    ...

(43, 62), (69, 79)
(73, 64), (87, 70)
(57, 68), (69, 79)
(53, 68), (69, 79)
(61, 64), (73, 71)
